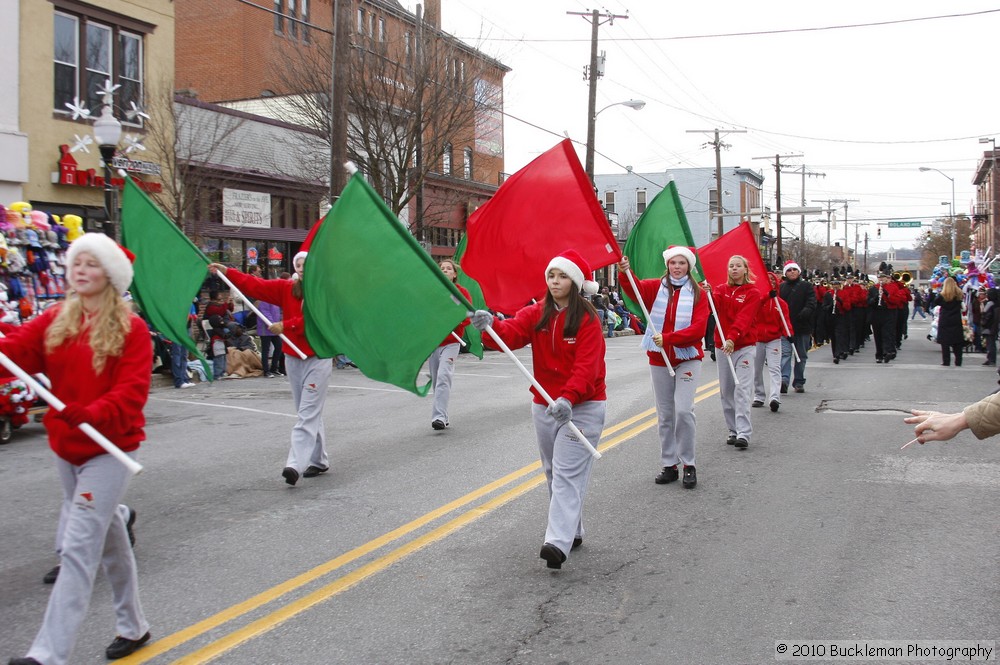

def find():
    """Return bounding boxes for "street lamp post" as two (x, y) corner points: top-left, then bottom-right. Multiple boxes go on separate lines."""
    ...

(93, 104), (122, 240)
(586, 99), (645, 182)
(919, 167), (956, 261)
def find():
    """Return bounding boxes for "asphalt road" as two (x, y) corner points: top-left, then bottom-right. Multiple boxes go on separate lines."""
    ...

(1, 315), (998, 665)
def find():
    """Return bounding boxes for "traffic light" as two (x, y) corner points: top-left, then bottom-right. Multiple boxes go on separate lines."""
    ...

(877, 227), (881, 238)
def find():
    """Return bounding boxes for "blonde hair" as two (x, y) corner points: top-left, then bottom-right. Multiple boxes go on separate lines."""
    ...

(727, 255), (757, 286)
(438, 258), (460, 283)
(46, 288), (132, 374)
(940, 276), (962, 302)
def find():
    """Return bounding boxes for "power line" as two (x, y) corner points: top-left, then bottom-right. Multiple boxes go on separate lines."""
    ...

(460, 8), (1000, 42)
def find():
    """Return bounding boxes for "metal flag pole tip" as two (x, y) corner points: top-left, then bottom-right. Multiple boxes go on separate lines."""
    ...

(344, 161), (358, 175)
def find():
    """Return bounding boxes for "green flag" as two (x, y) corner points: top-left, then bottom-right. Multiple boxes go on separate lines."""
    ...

(453, 235), (486, 359)
(303, 173), (473, 396)
(621, 181), (702, 321)
(120, 178), (213, 379)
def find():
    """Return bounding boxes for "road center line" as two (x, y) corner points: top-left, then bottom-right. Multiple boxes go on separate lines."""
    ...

(125, 382), (720, 663)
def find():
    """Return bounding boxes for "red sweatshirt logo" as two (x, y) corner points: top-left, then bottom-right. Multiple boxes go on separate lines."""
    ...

(79, 492), (94, 502)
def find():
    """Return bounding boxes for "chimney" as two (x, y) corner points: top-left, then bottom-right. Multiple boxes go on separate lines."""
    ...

(422, 0), (441, 29)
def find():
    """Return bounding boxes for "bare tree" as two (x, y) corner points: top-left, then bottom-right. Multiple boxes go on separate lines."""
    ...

(142, 82), (246, 234)
(266, 17), (503, 235)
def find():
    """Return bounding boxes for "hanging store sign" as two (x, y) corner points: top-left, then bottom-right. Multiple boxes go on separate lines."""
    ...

(222, 188), (271, 228)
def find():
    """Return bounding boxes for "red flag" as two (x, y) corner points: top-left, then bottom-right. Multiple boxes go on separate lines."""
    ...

(697, 222), (770, 297)
(462, 140), (621, 313)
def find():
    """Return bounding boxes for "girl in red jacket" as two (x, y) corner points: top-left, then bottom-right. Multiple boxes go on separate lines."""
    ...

(428, 259), (471, 430)
(618, 246), (708, 489)
(705, 255), (761, 450)
(471, 249), (606, 570)
(753, 272), (790, 413)
(209, 253), (330, 486)
(6, 233), (152, 665)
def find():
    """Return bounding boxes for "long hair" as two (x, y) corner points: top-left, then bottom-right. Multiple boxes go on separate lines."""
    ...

(46, 288), (132, 374)
(535, 282), (598, 337)
(941, 277), (961, 302)
(291, 276), (303, 299)
(662, 259), (702, 304)
(727, 255), (757, 286)
(438, 258), (459, 284)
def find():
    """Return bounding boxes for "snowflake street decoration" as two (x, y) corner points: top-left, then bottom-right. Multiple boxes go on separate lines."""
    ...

(98, 78), (121, 106)
(70, 134), (93, 154)
(125, 101), (150, 122)
(64, 97), (91, 121)
(123, 134), (146, 154)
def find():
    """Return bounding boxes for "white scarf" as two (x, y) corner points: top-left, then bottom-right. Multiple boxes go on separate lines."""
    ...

(641, 276), (698, 359)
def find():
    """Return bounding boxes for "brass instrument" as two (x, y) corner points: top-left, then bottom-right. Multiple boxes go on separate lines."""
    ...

(901, 272), (912, 284)
(877, 284), (884, 307)
(892, 271), (901, 281)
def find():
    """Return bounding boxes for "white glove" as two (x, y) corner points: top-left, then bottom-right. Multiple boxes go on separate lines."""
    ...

(546, 397), (573, 424)
(471, 309), (494, 332)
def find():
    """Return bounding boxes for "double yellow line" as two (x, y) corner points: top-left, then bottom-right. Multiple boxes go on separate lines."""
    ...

(124, 380), (720, 664)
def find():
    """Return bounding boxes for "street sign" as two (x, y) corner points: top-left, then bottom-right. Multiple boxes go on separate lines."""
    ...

(887, 221), (922, 228)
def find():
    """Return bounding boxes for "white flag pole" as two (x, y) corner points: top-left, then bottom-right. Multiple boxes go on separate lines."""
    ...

(623, 270), (675, 377)
(450, 332), (467, 347)
(480, 323), (601, 459)
(213, 271), (308, 360)
(0, 351), (142, 475)
(703, 289), (739, 384)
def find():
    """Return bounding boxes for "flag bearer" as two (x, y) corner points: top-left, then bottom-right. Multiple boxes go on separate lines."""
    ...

(618, 246), (708, 489)
(6, 233), (152, 665)
(428, 259), (471, 430)
(471, 249), (606, 570)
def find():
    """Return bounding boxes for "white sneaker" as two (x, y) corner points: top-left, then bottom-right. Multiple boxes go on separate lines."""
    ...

(179, 382), (196, 388)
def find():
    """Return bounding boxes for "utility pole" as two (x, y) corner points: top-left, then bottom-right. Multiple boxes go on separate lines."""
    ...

(811, 199), (840, 273)
(329, 0), (349, 205)
(687, 128), (746, 238)
(753, 154), (802, 264)
(569, 9), (628, 181)
(829, 199), (860, 269)
(780, 165), (825, 271)
(414, 4), (425, 241)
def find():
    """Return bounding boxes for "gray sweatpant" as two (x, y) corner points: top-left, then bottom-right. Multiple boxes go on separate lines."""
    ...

(27, 453), (148, 665)
(650, 360), (701, 468)
(285, 354), (332, 472)
(753, 339), (782, 405)
(719, 345), (754, 442)
(429, 343), (460, 424)
(530, 400), (606, 560)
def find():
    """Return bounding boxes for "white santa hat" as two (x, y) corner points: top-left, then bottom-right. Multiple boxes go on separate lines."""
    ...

(66, 233), (135, 294)
(291, 251), (308, 281)
(662, 245), (697, 269)
(545, 249), (600, 296)
(783, 261), (801, 275)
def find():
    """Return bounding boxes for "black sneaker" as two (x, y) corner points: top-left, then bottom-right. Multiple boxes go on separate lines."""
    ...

(281, 467), (299, 486)
(539, 543), (566, 569)
(42, 564), (60, 584)
(302, 465), (329, 478)
(752, 400), (764, 408)
(726, 434), (737, 446)
(572, 537), (583, 550)
(780, 382), (788, 394)
(8, 658), (42, 665)
(769, 399), (779, 412)
(794, 385), (804, 393)
(654, 465), (679, 484)
(431, 419), (447, 430)
(734, 437), (749, 449)
(682, 466), (697, 489)
(106, 632), (150, 660)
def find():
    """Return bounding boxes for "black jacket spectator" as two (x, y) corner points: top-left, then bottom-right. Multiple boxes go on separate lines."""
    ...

(779, 275), (817, 335)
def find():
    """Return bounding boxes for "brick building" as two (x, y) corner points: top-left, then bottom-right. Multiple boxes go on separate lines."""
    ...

(175, 0), (509, 259)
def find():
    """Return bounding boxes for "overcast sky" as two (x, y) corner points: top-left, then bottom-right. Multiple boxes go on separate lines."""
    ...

(408, 0), (1000, 253)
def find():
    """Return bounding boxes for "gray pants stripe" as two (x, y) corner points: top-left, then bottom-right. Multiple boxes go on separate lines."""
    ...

(649, 360), (701, 467)
(719, 345), (754, 441)
(285, 355), (332, 472)
(531, 400), (606, 559)
(429, 343), (459, 424)
(28, 454), (147, 665)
